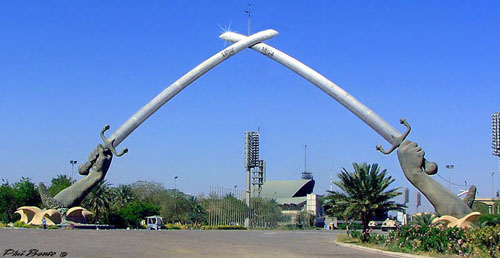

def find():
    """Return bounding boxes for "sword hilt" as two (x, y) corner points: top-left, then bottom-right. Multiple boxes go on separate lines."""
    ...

(376, 118), (438, 175)
(100, 125), (128, 157)
(376, 118), (411, 155)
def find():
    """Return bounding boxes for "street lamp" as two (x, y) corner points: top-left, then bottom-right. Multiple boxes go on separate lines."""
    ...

(174, 176), (178, 190)
(445, 164), (454, 191)
(70, 160), (77, 179)
(492, 172), (495, 199)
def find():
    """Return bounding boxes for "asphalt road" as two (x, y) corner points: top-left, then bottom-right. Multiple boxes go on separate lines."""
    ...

(0, 228), (393, 258)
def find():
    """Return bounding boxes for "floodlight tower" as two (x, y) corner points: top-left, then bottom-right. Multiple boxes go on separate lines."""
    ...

(492, 112), (500, 198)
(245, 131), (265, 227)
(245, 131), (265, 200)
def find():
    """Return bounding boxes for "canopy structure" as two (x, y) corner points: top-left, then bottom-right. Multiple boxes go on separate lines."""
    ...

(260, 179), (314, 204)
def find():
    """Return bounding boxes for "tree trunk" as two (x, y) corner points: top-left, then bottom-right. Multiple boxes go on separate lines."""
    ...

(361, 213), (369, 242)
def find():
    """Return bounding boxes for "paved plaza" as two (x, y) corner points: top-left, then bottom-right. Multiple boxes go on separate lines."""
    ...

(0, 228), (398, 257)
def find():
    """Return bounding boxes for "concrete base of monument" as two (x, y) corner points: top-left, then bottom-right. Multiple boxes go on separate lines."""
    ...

(15, 206), (93, 226)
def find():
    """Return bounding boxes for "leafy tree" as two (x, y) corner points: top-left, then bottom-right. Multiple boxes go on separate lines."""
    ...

(472, 201), (489, 214)
(295, 210), (315, 228)
(48, 174), (73, 197)
(13, 177), (41, 207)
(250, 198), (285, 227)
(200, 193), (248, 226)
(0, 180), (18, 223)
(118, 200), (161, 228)
(113, 184), (135, 209)
(0, 178), (43, 223)
(82, 180), (114, 223)
(160, 190), (206, 224)
(324, 163), (405, 241)
(130, 181), (166, 205)
(323, 192), (356, 232)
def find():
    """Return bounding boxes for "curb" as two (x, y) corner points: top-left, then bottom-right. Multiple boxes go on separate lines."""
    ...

(335, 240), (430, 258)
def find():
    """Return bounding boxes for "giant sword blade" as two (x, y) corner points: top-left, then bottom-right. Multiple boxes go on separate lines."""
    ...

(220, 31), (437, 174)
(100, 29), (278, 156)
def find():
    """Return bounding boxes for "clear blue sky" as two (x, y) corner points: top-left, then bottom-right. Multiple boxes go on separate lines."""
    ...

(1, 1), (499, 214)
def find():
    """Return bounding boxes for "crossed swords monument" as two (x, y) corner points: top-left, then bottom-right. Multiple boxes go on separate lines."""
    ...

(38, 29), (479, 226)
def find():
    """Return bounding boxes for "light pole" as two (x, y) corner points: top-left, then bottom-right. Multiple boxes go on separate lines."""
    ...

(70, 160), (77, 179)
(492, 172), (495, 199)
(445, 164), (454, 191)
(174, 176), (178, 190)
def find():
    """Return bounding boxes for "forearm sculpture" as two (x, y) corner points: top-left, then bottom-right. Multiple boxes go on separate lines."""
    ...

(40, 145), (112, 208)
(397, 141), (473, 218)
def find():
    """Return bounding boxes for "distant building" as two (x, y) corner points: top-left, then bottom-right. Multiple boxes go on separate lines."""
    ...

(475, 198), (500, 214)
(260, 179), (324, 224)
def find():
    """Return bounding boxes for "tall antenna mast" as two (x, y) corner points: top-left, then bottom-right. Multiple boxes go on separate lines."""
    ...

(245, 4), (251, 35)
(304, 144), (307, 172)
(330, 169), (333, 191)
(301, 145), (313, 180)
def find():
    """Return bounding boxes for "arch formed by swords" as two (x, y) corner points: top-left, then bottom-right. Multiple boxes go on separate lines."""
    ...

(101, 28), (436, 175)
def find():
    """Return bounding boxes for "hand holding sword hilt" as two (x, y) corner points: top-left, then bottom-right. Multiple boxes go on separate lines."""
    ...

(376, 118), (438, 175)
(376, 118), (411, 155)
(100, 125), (128, 157)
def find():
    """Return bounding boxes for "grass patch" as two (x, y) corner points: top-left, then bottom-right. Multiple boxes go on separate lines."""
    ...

(336, 233), (442, 257)
(336, 234), (360, 244)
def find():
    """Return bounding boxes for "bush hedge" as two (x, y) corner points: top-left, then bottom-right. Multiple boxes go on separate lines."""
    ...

(163, 223), (183, 230)
(478, 214), (500, 226)
(201, 225), (246, 230)
(13, 221), (38, 228)
(347, 224), (500, 257)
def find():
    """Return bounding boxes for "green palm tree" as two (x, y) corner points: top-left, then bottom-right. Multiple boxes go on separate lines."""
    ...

(411, 212), (437, 226)
(82, 180), (114, 223)
(113, 184), (134, 209)
(324, 163), (405, 241)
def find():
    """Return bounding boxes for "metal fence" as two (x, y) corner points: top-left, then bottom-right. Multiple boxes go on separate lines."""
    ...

(206, 186), (290, 228)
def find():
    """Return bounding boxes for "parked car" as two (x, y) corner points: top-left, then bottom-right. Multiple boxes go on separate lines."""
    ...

(381, 218), (400, 231)
(368, 221), (378, 229)
(145, 216), (163, 230)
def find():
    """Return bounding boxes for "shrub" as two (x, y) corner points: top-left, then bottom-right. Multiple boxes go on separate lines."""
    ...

(342, 224), (500, 257)
(465, 224), (500, 256)
(12, 221), (38, 228)
(163, 223), (183, 230)
(477, 214), (500, 226)
(385, 224), (471, 254)
(201, 225), (246, 230)
(0, 222), (5, 228)
(410, 213), (437, 226)
(349, 230), (362, 239)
